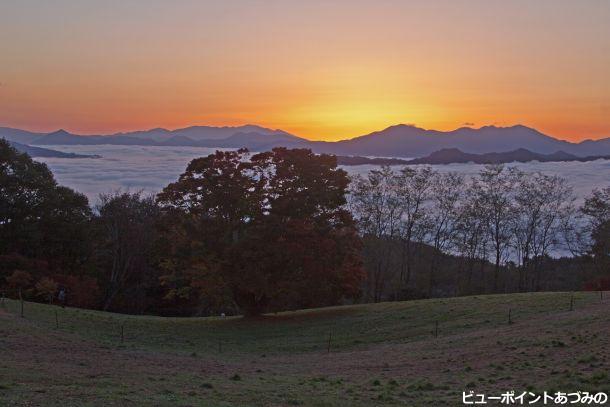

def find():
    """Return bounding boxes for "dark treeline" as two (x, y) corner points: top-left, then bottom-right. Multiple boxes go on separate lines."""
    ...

(1, 141), (362, 316)
(1, 139), (608, 316)
(350, 166), (609, 302)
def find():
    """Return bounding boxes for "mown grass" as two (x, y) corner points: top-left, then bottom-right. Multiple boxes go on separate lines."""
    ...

(1, 291), (608, 406)
(1, 292), (595, 357)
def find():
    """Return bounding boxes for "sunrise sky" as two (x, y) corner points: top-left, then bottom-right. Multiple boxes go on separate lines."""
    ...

(1, 0), (609, 141)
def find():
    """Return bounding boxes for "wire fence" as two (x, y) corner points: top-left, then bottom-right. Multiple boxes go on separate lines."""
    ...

(1, 289), (606, 356)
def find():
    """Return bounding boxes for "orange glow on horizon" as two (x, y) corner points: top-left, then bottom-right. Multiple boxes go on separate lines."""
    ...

(1, 1), (609, 142)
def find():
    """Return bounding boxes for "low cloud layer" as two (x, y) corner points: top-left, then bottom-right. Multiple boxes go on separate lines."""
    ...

(37, 145), (610, 206)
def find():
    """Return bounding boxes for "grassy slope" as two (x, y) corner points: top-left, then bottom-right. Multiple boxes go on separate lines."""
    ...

(1, 292), (608, 406)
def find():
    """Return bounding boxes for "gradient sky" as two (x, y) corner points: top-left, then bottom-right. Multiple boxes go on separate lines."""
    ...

(1, 0), (609, 141)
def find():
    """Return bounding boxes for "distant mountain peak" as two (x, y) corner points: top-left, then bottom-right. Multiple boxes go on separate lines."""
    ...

(512, 147), (533, 153)
(477, 124), (531, 131)
(436, 147), (463, 153)
(384, 123), (426, 131)
(388, 123), (417, 129)
(48, 129), (72, 136)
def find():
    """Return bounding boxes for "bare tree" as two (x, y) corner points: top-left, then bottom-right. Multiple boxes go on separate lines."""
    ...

(582, 187), (610, 226)
(560, 203), (589, 257)
(349, 167), (402, 302)
(580, 187), (610, 273)
(392, 167), (435, 288)
(454, 188), (489, 294)
(426, 172), (464, 296)
(512, 172), (574, 290)
(471, 165), (518, 292)
(350, 164), (589, 299)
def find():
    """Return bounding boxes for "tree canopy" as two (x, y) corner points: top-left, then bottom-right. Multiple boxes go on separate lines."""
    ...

(0, 139), (91, 273)
(157, 148), (364, 315)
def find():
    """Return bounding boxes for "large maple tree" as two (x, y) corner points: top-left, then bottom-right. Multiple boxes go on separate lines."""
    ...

(157, 148), (364, 316)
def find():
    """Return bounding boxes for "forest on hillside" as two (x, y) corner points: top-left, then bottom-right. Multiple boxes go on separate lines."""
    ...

(1, 139), (608, 316)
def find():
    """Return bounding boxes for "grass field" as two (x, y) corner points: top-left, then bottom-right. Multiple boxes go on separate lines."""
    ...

(1, 292), (609, 406)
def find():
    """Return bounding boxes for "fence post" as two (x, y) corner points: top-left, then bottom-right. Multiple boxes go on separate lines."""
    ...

(569, 293), (574, 311)
(19, 289), (24, 318)
(120, 324), (124, 344)
(508, 308), (512, 325)
(327, 332), (332, 353)
(434, 320), (439, 338)
(600, 290), (603, 302)
(55, 309), (59, 329)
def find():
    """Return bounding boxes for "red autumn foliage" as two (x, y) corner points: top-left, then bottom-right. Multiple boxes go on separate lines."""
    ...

(583, 276), (610, 291)
(158, 148), (365, 316)
(52, 275), (101, 309)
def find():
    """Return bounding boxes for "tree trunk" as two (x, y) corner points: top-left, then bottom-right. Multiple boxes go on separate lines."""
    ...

(236, 291), (268, 318)
(428, 258), (436, 298)
(19, 288), (24, 318)
(479, 258), (486, 293)
(103, 284), (119, 311)
(405, 239), (412, 286)
(493, 249), (500, 293)
(466, 258), (475, 295)
(399, 240), (406, 284)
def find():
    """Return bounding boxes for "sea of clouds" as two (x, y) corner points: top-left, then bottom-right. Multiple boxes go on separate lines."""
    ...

(36, 145), (610, 206)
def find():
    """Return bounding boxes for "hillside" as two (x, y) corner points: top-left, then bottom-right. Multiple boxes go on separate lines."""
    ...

(1, 292), (608, 406)
(405, 148), (610, 165)
(335, 148), (610, 166)
(5, 139), (99, 159)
